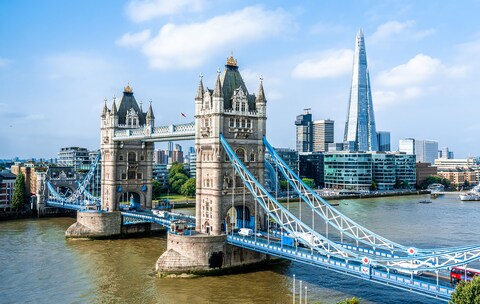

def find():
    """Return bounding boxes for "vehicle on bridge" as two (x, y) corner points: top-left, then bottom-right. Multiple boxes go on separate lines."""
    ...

(238, 228), (253, 237)
(450, 266), (480, 283)
(170, 220), (188, 234)
(391, 262), (424, 276)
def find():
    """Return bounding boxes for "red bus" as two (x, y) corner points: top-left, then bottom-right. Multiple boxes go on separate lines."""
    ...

(450, 266), (480, 283)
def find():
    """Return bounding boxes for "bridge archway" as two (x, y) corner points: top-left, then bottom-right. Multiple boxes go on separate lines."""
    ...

(225, 205), (252, 233)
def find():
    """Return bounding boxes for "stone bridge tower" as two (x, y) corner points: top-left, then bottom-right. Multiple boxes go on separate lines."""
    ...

(100, 85), (154, 211)
(194, 56), (267, 235)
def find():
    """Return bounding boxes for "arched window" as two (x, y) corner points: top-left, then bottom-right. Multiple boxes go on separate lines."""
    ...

(128, 152), (136, 163)
(236, 148), (245, 162)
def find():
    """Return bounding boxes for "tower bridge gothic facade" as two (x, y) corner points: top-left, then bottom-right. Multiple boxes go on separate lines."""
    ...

(194, 56), (267, 235)
(100, 85), (154, 211)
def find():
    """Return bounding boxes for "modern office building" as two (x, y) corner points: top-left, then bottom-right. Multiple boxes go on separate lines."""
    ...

(295, 109), (313, 152)
(415, 140), (438, 164)
(438, 147), (454, 159)
(343, 29), (379, 152)
(399, 138), (415, 155)
(312, 120), (334, 152)
(324, 151), (416, 191)
(154, 149), (167, 164)
(394, 153), (417, 188)
(275, 148), (299, 175)
(377, 131), (391, 152)
(371, 153), (396, 190)
(434, 157), (478, 169)
(328, 143), (344, 152)
(298, 152), (324, 187)
(324, 152), (373, 191)
(58, 147), (91, 171)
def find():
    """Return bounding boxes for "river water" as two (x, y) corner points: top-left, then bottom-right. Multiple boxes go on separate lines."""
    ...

(1, 193), (479, 304)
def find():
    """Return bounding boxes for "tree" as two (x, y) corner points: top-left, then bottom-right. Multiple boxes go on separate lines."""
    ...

(180, 178), (196, 197)
(168, 162), (189, 194)
(394, 178), (402, 189)
(279, 180), (288, 190)
(450, 276), (480, 303)
(11, 171), (27, 211)
(302, 178), (315, 189)
(370, 179), (378, 191)
(152, 179), (164, 199)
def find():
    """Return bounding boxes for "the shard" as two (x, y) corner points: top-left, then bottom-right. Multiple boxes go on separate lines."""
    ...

(343, 29), (379, 152)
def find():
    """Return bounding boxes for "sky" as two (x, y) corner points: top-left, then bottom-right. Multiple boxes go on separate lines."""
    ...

(1, 0), (480, 159)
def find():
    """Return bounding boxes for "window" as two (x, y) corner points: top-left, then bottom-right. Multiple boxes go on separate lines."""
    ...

(119, 155), (124, 161)
(247, 119), (252, 128)
(137, 172), (142, 179)
(229, 119), (234, 127)
(128, 171), (136, 179)
(140, 155), (145, 161)
(250, 153), (255, 162)
(241, 102), (246, 112)
(241, 119), (246, 128)
(128, 152), (136, 162)
(236, 149), (245, 162)
(235, 102), (240, 111)
(235, 118), (240, 127)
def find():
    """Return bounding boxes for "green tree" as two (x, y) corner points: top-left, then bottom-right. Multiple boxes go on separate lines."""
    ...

(302, 178), (315, 189)
(394, 178), (402, 189)
(12, 171), (27, 210)
(168, 162), (189, 194)
(450, 276), (480, 303)
(370, 179), (378, 191)
(180, 178), (196, 197)
(279, 180), (288, 190)
(152, 179), (163, 199)
(401, 180), (410, 189)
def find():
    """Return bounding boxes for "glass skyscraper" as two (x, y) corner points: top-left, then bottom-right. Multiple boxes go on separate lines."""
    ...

(344, 29), (379, 152)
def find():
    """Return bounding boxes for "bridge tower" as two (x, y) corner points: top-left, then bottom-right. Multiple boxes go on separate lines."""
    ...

(194, 56), (267, 235)
(100, 85), (154, 211)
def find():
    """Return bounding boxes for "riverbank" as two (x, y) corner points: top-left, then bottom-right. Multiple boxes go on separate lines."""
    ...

(277, 189), (431, 202)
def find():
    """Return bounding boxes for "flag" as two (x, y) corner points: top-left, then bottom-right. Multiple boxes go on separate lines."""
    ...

(181, 112), (186, 117)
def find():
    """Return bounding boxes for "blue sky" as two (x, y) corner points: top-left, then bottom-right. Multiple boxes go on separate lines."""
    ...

(1, 0), (480, 159)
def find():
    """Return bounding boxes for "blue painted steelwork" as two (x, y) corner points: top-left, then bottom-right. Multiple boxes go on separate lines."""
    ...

(121, 211), (195, 229)
(227, 235), (453, 301)
(113, 122), (195, 142)
(220, 133), (480, 300)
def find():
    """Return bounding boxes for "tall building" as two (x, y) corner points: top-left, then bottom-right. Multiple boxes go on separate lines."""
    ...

(295, 109), (313, 152)
(344, 29), (378, 152)
(438, 147), (454, 159)
(399, 138), (415, 155)
(415, 140), (438, 164)
(312, 120), (334, 152)
(377, 131), (391, 152)
(0, 171), (16, 211)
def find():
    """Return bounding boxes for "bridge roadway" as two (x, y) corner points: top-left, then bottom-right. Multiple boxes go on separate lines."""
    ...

(119, 212), (454, 301)
(227, 233), (454, 301)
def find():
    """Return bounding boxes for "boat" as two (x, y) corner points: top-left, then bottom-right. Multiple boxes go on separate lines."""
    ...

(418, 200), (432, 204)
(459, 185), (480, 201)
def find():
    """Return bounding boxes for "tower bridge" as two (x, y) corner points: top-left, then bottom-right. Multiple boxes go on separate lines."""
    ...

(43, 55), (480, 302)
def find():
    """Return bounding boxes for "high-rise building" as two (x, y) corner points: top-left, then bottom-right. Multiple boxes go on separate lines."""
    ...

(295, 109), (313, 152)
(344, 29), (378, 152)
(312, 120), (334, 152)
(399, 138), (415, 155)
(438, 147), (454, 159)
(415, 140), (438, 164)
(377, 131), (391, 152)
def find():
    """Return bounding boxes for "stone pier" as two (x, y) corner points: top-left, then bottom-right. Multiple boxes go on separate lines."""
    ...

(156, 233), (270, 277)
(66, 211), (122, 239)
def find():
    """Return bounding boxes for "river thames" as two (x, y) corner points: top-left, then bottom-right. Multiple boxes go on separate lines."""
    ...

(1, 193), (479, 303)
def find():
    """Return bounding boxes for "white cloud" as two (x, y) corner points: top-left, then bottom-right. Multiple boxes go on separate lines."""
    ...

(377, 54), (467, 89)
(139, 6), (290, 70)
(116, 30), (151, 47)
(291, 49), (353, 79)
(126, 0), (206, 22)
(370, 20), (435, 43)
(377, 54), (441, 87)
(309, 22), (346, 35)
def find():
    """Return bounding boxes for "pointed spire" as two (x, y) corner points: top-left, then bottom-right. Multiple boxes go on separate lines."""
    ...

(101, 98), (108, 117)
(256, 75), (266, 102)
(195, 72), (204, 100)
(111, 96), (118, 116)
(146, 100), (155, 119)
(213, 68), (223, 98)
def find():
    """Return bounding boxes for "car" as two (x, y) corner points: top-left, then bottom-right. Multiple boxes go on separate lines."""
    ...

(391, 262), (423, 276)
(238, 228), (254, 236)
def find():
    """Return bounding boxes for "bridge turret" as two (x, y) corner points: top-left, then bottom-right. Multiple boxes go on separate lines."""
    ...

(212, 69), (224, 113)
(110, 97), (118, 127)
(146, 100), (155, 134)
